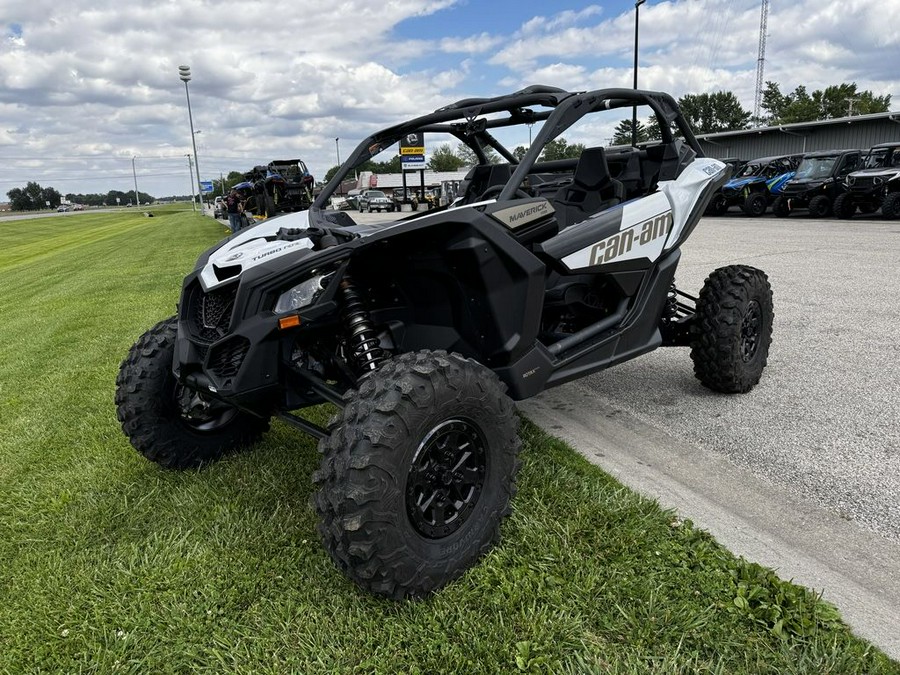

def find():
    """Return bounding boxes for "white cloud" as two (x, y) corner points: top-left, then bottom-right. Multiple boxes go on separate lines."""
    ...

(0, 0), (897, 197)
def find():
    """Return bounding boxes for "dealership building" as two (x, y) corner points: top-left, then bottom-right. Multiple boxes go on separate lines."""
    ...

(695, 111), (900, 160)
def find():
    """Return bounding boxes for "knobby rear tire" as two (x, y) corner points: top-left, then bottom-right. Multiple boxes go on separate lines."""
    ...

(690, 266), (774, 394)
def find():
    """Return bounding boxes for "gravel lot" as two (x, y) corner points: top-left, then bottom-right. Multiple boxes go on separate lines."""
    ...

(577, 214), (900, 542)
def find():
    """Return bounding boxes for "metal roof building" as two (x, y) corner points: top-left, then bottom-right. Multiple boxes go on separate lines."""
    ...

(695, 111), (900, 160)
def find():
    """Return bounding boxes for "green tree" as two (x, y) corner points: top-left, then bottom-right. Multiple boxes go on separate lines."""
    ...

(678, 92), (751, 134)
(359, 156), (402, 174)
(512, 145), (528, 161)
(210, 171), (246, 195)
(612, 119), (651, 145)
(454, 143), (499, 167)
(428, 143), (467, 171)
(7, 181), (60, 210)
(323, 165), (342, 183)
(540, 138), (585, 161)
(761, 81), (890, 124)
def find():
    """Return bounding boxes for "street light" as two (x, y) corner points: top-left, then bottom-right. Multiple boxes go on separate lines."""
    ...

(132, 156), (139, 208)
(632, 0), (646, 147)
(335, 137), (341, 195)
(178, 65), (203, 210)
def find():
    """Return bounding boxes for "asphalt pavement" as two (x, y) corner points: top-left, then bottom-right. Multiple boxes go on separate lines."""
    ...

(520, 213), (900, 658)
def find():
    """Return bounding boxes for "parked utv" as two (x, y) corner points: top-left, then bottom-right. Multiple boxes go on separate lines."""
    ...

(773, 149), (862, 218)
(239, 159), (316, 218)
(116, 85), (774, 600)
(706, 154), (801, 216)
(834, 142), (900, 219)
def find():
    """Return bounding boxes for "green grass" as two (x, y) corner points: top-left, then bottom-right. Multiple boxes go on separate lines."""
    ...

(1, 211), (897, 674)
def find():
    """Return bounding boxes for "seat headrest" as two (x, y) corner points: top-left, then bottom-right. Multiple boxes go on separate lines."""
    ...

(573, 147), (611, 189)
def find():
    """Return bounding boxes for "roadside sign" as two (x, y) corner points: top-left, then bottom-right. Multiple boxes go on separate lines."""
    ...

(200, 181), (214, 193)
(400, 132), (425, 155)
(401, 156), (426, 171)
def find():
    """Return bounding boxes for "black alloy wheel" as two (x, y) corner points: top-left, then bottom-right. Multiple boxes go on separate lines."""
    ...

(406, 419), (487, 539)
(740, 300), (762, 363)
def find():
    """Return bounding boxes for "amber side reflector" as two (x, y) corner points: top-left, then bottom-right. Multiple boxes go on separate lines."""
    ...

(278, 315), (301, 330)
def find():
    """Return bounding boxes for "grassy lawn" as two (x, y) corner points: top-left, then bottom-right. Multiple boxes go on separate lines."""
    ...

(1, 210), (897, 674)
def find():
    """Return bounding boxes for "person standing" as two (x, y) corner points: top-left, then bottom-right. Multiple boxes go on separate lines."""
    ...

(225, 189), (244, 233)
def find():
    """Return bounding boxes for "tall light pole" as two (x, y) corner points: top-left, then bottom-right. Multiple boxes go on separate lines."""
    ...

(335, 137), (341, 195)
(185, 154), (196, 211)
(632, 0), (646, 147)
(178, 65), (202, 210)
(131, 156), (140, 207)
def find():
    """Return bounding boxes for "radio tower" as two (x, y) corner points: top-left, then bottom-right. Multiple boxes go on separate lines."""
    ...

(753, 0), (769, 124)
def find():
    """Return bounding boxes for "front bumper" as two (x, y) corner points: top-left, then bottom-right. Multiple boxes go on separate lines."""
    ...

(174, 275), (284, 412)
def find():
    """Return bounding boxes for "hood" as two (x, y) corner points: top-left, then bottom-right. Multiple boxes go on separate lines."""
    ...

(847, 168), (900, 180)
(785, 177), (829, 187)
(196, 210), (413, 291)
(723, 175), (765, 191)
(198, 211), (316, 291)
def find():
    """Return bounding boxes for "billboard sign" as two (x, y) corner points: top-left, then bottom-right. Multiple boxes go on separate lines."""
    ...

(400, 132), (425, 170)
(200, 181), (214, 193)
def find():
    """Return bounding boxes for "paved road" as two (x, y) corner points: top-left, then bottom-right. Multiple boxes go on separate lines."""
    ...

(521, 213), (900, 658)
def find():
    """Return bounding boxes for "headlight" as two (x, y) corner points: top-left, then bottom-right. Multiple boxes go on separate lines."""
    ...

(274, 274), (328, 314)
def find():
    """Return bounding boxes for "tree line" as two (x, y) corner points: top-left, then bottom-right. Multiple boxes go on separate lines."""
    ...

(614, 80), (891, 145)
(5, 182), (157, 211)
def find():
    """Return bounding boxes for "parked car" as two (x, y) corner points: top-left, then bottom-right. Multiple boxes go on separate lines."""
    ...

(834, 142), (900, 219)
(773, 149), (863, 218)
(358, 189), (393, 213)
(706, 154), (802, 216)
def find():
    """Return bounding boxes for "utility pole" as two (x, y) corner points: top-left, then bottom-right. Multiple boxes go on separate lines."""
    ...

(132, 156), (140, 207)
(845, 97), (860, 117)
(185, 154), (196, 211)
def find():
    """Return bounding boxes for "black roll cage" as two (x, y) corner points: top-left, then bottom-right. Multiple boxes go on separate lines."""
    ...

(311, 85), (702, 221)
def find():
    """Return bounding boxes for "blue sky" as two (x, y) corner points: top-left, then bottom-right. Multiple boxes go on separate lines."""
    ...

(1, 0), (898, 198)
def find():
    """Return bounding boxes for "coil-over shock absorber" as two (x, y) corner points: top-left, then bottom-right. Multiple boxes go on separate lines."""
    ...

(339, 277), (386, 373)
(660, 282), (697, 346)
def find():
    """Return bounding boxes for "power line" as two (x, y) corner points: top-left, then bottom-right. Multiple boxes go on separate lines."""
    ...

(0, 171), (187, 185)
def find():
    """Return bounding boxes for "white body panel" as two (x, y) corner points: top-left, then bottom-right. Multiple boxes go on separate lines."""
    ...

(561, 157), (726, 271)
(199, 211), (314, 291)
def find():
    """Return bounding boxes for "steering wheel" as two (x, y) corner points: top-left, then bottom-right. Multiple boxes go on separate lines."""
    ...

(476, 185), (532, 202)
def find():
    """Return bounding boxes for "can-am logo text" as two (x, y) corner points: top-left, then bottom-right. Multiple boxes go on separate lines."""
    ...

(589, 211), (672, 265)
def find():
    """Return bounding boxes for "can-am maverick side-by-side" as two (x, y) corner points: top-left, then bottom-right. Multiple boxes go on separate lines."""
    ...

(116, 86), (774, 599)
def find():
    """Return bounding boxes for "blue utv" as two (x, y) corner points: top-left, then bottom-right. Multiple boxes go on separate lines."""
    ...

(705, 154), (802, 216)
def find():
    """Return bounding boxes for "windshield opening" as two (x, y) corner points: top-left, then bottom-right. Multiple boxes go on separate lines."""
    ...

(795, 156), (837, 179)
